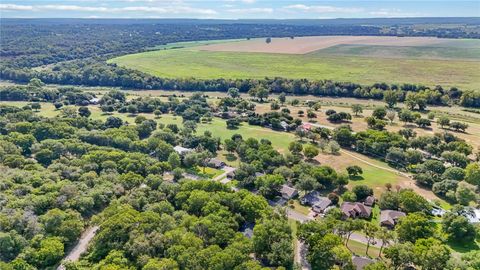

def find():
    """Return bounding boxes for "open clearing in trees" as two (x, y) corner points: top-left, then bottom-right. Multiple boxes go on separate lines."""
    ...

(110, 36), (480, 90)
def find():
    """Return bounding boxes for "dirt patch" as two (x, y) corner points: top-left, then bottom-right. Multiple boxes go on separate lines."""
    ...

(196, 36), (451, 55)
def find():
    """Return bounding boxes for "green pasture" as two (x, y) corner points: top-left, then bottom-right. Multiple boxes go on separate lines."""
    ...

(109, 47), (480, 90)
(146, 38), (245, 51)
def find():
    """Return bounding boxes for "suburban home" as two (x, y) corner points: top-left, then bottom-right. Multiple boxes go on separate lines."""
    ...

(312, 197), (332, 213)
(300, 191), (323, 205)
(364, 196), (375, 207)
(207, 158), (226, 169)
(341, 202), (372, 219)
(173, 145), (193, 156)
(280, 184), (298, 200)
(89, 97), (100, 105)
(380, 210), (406, 228)
(352, 256), (375, 270)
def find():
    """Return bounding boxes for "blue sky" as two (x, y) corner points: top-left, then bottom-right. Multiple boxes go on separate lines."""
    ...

(0, 1), (479, 19)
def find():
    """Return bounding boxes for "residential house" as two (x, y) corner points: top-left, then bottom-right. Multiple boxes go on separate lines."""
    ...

(364, 196), (375, 207)
(207, 158), (226, 169)
(312, 197), (332, 213)
(300, 191), (322, 206)
(89, 97), (100, 105)
(173, 146), (193, 156)
(341, 202), (372, 219)
(380, 210), (406, 228)
(280, 184), (298, 200)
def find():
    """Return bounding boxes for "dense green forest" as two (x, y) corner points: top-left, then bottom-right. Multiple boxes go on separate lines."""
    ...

(0, 81), (478, 269)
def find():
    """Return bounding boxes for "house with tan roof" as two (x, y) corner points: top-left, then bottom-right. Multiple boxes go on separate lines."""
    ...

(341, 202), (372, 219)
(380, 210), (406, 228)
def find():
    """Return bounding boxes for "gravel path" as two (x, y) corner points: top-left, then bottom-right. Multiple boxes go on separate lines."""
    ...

(57, 226), (99, 270)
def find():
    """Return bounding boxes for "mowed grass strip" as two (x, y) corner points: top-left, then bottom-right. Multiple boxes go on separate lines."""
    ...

(109, 48), (480, 90)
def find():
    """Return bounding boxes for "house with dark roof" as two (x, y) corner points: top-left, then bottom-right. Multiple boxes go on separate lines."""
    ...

(281, 185), (298, 200)
(364, 196), (375, 207)
(207, 158), (226, 169)
(341, 202), (372, 219)
(352, 256), (375, 270)
(380, 210), (406, 228)
(300, 191), (322, 206)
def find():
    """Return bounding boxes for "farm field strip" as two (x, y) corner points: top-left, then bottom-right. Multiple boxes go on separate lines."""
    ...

(195, 35), (477, 54)
(110, 36), (480, 90)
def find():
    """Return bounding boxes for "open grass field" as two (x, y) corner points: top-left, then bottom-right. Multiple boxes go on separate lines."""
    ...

(196, 36), (479, 54)
(110, 36), (480, 90)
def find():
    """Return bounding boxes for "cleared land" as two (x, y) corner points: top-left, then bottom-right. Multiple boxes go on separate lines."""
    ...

(110, 36), (480, 90)
(196, 36), (470, 54)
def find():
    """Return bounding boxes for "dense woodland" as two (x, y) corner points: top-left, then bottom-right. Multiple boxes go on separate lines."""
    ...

(0, 81), (478, 269)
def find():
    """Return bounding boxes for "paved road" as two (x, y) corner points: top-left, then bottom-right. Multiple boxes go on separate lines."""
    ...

(286, 208), (313, 223)
(57, 226), (99, 270)
(295, 240), (311, 270)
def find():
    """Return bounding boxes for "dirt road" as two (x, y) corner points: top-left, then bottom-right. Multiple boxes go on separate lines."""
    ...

(57, 226), (99, 270)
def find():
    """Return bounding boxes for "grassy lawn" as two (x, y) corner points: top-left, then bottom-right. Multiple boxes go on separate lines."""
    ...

(290, 200), (311, 216)
(186, 166), (224, 179)
(109, 48), (480, 90)
(347, 239), (381, 258)
(316, 151), (405, 197)
(370, 205), (381, 225)
(288, 218), (299, 263)
(195, 118), (295, 153)
(216, 150), (240, 167)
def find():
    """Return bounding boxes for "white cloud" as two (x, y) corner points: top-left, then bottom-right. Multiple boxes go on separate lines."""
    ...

(0, 3), (217, 15)
(38, 5), (110, 12)
(369, 8), (426, 17)
(284, 4), (363, 14)
(0, 4), (34, 11)
(227, 8), (273, 14)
